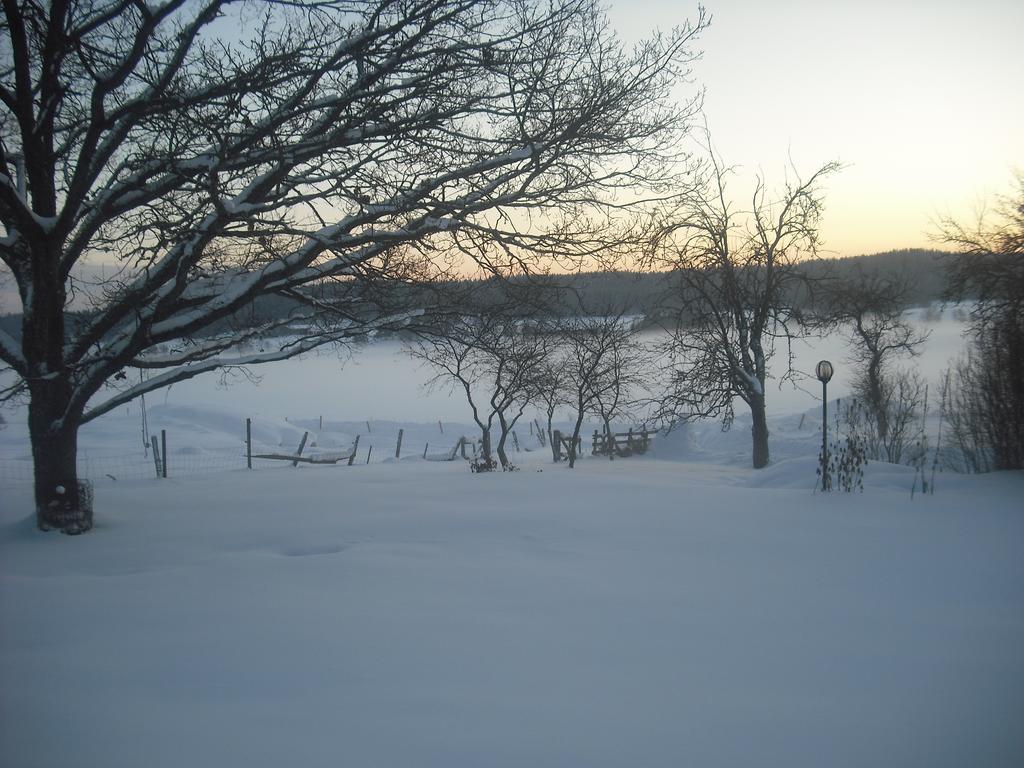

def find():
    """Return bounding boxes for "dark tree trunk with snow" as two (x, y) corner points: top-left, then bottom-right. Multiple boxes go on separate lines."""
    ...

(481, 427), (493, 466)
(21, 247), (92, 531)
(568, 411), (586, 468)
(750, 394), (770, 469)
(496, 432), (510, 469)
(866, 358), (890, 445)
(496, 411), (516, 469)
(29, 402), (90, 532)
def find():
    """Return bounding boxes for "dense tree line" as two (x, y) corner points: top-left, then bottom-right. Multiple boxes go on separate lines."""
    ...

(0, 248), (954, 346)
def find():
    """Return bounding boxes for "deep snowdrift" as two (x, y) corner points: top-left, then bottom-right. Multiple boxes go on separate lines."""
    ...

(2, 315), (1022, 767)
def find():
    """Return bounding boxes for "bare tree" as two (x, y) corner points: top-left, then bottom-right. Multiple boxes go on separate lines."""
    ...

(533, 355), (570, 462)
(559, 309), (640, 468)
(822, 268), (928, 463)
(649, 152), (839, 468)
(936, 173), (1024, 471)
(937, 171), (1024, 329)
(409, 312), (547, 470)
(590, 323), (646, 455)
(0, 0), (708, 530)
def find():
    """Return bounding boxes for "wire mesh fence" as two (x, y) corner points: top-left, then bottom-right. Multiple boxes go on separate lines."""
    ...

(0, 415), (557, 488)
(0, 446), (250, 486)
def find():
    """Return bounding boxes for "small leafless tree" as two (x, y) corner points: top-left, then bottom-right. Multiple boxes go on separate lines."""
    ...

(591, 328), (647, 456)
(534, 356), (570, 462)
(649, 150), (839, 468)
(0, 0), (708, 530)
(409, 312), (548, 470)
(936, 173), (1024, 471)
(937, 171), (1024, 330)
(823, 268), (929, 463)
(559, 309), (642, 468)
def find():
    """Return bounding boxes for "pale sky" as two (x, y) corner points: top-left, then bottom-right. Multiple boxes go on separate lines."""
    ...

(606, 0), (1024, 257)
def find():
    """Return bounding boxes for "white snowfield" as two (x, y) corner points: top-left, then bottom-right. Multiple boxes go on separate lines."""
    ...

(1, 315), (1023, 767)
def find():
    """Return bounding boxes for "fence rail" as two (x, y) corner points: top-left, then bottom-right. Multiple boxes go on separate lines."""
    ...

(0, 446), (250, 486)
(0, 415), (613, 486)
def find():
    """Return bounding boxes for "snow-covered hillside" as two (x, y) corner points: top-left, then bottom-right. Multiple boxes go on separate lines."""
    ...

(1, 309), (1022, 767)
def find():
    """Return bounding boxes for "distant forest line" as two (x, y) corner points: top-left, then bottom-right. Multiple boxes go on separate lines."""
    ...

(0, 249), (953, 342)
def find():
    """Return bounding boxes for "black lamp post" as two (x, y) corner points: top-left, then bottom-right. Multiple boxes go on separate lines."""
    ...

(816, 360), (834, 491)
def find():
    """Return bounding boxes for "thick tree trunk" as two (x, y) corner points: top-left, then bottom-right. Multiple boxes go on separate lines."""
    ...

(496, 414), (510, 469)
(750, 394), (770, 469)
(547, 414), (559, 462)
(568, 413), (585, 468)
(867, 357), (890, 449)
(23, 241), (93, 533)
(496, 433), (509, 469)
(28, 384), (92, 533)
(480, 427), (492, 465)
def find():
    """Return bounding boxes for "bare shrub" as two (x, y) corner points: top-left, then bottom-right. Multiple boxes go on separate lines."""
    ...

(936, 173), (1024, 472)
(941, 313), (1024, 472)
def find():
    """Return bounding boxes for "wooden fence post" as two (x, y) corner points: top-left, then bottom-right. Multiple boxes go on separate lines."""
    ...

(395, 428), (404, 459)
(512, 430), (520, 452)
(423, 442), (429, 459)
(366, 445), (373, 464)
(292, 432), (309, 468)
(348, 435), (360, 466)
(553, 429), (562, 461)
(534, 419), (547, 447)
(161, 429), (167, 477)
(151, 435), (162, 478)
(438, 420), (444, 434)
(246, 418), (252, 469)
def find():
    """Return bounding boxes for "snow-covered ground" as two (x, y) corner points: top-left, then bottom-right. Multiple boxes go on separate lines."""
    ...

(2, 309), (1022, 767)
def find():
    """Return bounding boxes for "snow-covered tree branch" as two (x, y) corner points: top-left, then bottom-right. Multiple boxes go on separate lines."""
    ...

(1, 0), (707, 530)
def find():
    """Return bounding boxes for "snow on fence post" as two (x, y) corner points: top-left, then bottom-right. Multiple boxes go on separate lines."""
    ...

(395, 428), (404, 459)
(151, 435), (162, 478)
(348, 435), (360, 466)
(292, 432), (309, 468)
(246, 418), (252, 469)
(161, 430), (168, 478)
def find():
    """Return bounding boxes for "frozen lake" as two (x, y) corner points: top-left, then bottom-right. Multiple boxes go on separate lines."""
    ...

(78, 306), (967, 425)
